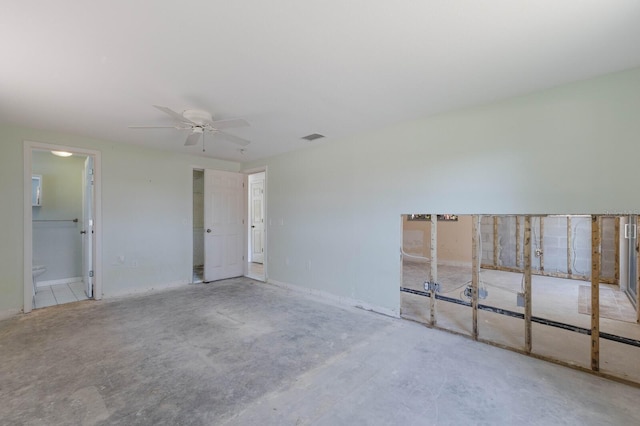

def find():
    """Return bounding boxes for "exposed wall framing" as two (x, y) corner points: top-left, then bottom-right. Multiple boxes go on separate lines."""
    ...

(472, 215), (479, 340)
(591, 215), (600, 371)
(480, 215), (618, 285)
(524, 215), (532, 353)
(430, 215), (437, 326)
(636, 223), (640, 323)
(401, 213), (640, 388)
(567, 216), (572, 275)
(493, 216), (499, 267)
(614, 218), (620, 284)
(539, 216), (545, 272)
(516, 216), (521, 268)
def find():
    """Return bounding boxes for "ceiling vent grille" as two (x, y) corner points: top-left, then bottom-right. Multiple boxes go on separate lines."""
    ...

(301, 133), (325, 141)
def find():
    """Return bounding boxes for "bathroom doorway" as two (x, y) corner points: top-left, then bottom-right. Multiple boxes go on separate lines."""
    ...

(23, 142), (101, 313)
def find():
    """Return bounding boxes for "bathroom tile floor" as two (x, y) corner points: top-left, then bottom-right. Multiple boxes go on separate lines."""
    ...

(34, 281), (89, 309)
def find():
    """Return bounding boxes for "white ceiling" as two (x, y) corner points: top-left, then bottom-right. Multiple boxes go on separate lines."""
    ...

(2, 1), (640, 162)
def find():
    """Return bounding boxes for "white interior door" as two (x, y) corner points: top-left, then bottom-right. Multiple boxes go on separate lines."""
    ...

(204, 169), (244, 282)
(250, 176), (265, 264)
(82, 156), (94, 298)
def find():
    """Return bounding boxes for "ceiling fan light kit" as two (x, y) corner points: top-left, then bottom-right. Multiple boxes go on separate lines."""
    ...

(129, 105), (251, 148)
(182, 109), (213, 125)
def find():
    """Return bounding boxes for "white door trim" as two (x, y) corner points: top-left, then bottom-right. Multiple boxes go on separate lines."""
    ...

(190, 167), (204, 283)
(23, 141), (102, 313)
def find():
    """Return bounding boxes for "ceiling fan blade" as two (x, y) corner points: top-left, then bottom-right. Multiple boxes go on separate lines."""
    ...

(215, 131), (250, 147)
(185, 132), (202, 146)
(128, 125), (178, 129)
(153, 105), (196, 125)
(208, 118), (250, 130)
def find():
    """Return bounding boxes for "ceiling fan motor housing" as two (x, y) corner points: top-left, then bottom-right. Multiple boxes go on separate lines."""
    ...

(182, 109), (213, 125)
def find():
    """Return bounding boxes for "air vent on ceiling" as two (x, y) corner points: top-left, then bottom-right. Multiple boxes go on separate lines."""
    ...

(301, 133), (325, 141)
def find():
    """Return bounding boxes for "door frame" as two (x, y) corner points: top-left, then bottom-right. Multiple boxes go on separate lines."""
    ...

(244, 167), (267, 281)
(191, 167), (205, 283)
(23, 141), (102, 313)
(248, 171), (266, 264)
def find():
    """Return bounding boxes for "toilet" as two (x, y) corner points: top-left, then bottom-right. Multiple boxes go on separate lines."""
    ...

(32, 265), (47, 296)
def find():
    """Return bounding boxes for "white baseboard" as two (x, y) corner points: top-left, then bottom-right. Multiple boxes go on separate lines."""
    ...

(102, 280), (190, 299)
(37, 276), (83, 287)
(267, 279), (399, 318)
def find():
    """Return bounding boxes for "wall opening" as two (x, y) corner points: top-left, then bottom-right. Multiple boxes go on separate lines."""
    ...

(400, 214), (640, 385)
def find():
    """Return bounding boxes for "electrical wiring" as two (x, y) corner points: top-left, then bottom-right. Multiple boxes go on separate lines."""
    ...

(400, 247), (430, 262)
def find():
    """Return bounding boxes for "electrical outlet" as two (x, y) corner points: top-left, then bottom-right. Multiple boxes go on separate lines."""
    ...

(424, 281), (440, 292)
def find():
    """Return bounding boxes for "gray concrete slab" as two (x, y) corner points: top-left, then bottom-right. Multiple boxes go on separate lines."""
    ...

(1, 277), (639, 425)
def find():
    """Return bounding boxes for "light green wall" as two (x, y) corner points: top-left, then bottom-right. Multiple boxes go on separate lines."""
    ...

(0, 125), (240, 313)
(243, 67), (640, 315)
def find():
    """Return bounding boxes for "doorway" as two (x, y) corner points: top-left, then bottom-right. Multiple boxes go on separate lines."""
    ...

(247, 171), (266, 281)
(193, 168), (246, 283)
(192, 169), (205, 283)
(625, 215), (638, 308)
(23, 142), (101, 313)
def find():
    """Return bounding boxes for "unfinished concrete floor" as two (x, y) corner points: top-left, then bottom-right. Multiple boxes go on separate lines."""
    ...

(2, 278), (640, 425)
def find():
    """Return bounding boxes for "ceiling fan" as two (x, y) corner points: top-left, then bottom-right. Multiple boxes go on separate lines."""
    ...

(129, 105), (250, 147)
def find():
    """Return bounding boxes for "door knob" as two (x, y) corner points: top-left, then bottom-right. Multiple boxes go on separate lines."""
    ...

(206, 229), (212, 233)
(80, 230), (87, 234)
(251, 225), (255, 228)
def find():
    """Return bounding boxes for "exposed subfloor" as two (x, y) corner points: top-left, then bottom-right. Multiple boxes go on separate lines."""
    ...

(401, 259), (640, 383)
(2, 278), (640, 425)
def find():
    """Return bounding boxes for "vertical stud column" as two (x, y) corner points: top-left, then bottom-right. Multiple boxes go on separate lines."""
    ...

(472, 215), (479, 340)
(430, 215), (437, 326)
(493, 216), (499, 267)
(539, 217), (545, 272)
(524, 216), (532, 353)
(516, 216), (521, 268)
(614, 217), (620, 285)
(591, 215), (600, 371)
(567, 216), (573, 276)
